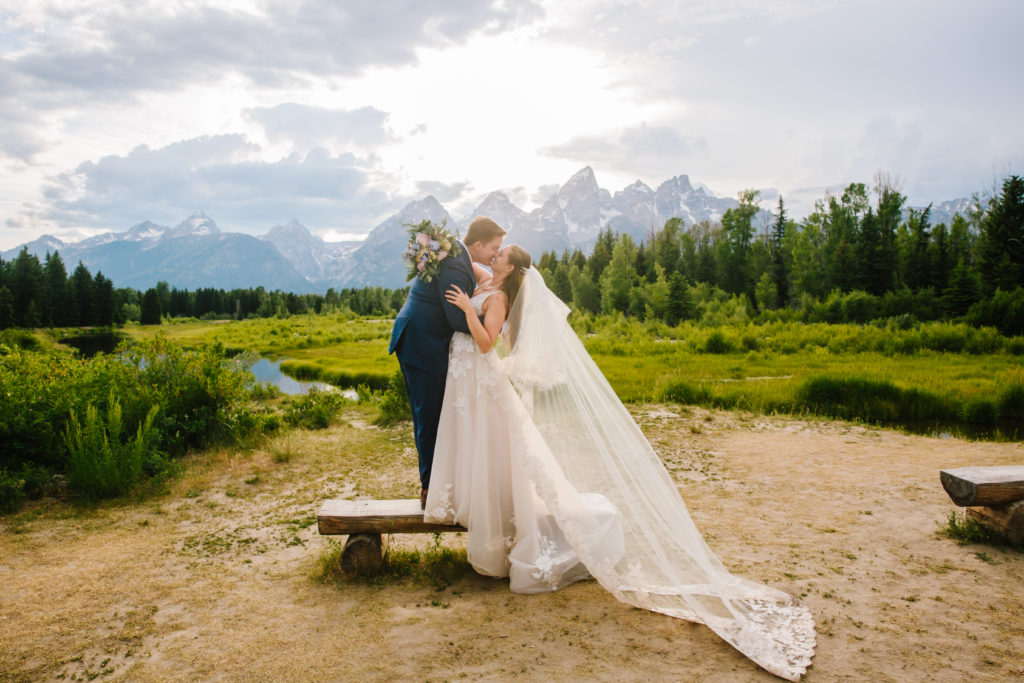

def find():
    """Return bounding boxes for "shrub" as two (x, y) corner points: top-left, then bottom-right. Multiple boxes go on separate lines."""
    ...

(796, 375), (953, 424)
(703, 330), (733, 354)
(283, 388), (351, 430)
(376, 369), (412, 425)
(64, 397), (160, 502)
(0, 467), (26, 514)
(960, 399), (998, 425)
(998, 378), (1024, 419)
(657, 379), (712, 405)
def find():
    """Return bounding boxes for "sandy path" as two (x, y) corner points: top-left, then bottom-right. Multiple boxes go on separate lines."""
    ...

(1, 408), (1022, 682)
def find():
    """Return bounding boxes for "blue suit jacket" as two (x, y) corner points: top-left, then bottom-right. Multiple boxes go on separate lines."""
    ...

(389, 243), (476, 371)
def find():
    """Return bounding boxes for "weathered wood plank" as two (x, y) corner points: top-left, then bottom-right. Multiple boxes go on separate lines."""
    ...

(317, 498), (466, 535)
(939, 466), (1024, 506)
(966, 500), (1024, 545)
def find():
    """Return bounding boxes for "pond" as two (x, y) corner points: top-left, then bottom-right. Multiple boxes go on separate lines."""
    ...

(58, 332), (124, 357)
(247, 357), (358, 399)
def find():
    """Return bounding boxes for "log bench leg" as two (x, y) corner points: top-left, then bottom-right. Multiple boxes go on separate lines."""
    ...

(341, 533), (384, 575)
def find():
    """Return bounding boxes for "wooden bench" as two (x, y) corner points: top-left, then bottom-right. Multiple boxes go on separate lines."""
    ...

(940, 466), (1024, 545)
(317, 499), (466, 574)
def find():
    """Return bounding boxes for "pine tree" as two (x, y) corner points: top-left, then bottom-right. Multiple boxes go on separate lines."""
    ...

(140, 288), (162, 325)
(978, 174), (1024, 294)
(942, 258), (979, 316)
(665, 273), (691, 326)
(770, 195), (789, 308)
(11, 248), (46, 327)
(0, 286), (14, 329)
(44, 252), (68, 326)
(72, 262), (95, 325)
(93, 272), (116, 327)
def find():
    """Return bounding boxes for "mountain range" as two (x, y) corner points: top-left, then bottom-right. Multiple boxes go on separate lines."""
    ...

(2, 167), (971, 292)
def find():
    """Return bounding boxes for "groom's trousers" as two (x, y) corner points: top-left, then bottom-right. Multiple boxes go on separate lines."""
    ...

(398, 358), (448, 490)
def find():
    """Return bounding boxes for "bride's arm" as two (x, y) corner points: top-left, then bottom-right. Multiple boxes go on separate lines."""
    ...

(444, 285), (506, 353)
(473, 263), (492, 285)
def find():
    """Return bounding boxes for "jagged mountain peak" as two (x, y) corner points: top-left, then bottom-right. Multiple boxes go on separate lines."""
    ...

(165, 211), (220, 239)
(264, 219), (316, 243)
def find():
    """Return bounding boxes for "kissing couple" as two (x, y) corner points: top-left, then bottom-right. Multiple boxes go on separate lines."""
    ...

(389, 216), (816, 680)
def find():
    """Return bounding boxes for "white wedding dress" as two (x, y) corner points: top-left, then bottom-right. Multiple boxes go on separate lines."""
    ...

(424, 269), (816, 681)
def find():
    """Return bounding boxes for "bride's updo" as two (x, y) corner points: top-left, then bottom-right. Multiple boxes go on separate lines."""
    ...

(500, 245), (531, 316)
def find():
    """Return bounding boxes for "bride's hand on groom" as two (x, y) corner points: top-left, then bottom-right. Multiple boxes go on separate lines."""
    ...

(445, 285), (473, 314)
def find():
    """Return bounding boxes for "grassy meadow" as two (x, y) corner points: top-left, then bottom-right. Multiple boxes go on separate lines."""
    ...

(124, 313), (1024, 440)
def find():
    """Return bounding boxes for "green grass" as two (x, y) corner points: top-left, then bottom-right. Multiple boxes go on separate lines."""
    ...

(126, 314), (1024, 439)
(937, 510), (1022, 550)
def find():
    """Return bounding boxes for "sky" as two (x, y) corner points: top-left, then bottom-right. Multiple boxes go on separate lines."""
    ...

(1, 0), (1022, 250)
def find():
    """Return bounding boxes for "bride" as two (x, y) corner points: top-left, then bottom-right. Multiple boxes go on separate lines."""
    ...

(423, 245), (816, 681)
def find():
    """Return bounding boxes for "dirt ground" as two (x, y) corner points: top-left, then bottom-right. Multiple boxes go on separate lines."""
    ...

(2, 407), (1022, 682)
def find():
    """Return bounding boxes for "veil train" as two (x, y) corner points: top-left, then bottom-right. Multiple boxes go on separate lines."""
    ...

(497, 267), (816, 681)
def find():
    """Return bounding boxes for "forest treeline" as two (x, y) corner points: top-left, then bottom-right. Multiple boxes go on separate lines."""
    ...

(0, 256), (406, 329)
(534, 174), (1024, 335)
(1, 174), (1021, 334)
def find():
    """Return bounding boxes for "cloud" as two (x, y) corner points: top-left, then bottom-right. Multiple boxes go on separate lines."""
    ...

(415, 179), (473, 203)
(5, 0), (544, 94)
(37, 134), (399, 234)
(539, 123), (709, 180)
(246, 103), (397, 153)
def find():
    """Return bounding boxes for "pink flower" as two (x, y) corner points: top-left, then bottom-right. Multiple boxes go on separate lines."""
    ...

(417, 261), (426, 271)
(416, 232), (431, 247)
(437, 250), (449, 261)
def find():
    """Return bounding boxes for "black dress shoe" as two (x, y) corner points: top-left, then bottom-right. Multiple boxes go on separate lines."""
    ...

(420, 488), (428, 510)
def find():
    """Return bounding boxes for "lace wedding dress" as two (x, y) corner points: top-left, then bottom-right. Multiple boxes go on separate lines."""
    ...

(424, 271), (816, 681)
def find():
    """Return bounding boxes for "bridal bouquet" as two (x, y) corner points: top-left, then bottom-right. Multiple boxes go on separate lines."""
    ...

(403, 219), (461, 283)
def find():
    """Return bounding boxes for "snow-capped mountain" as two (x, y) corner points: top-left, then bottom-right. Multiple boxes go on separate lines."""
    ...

(261, 219), (357, 284)
(3, 167), (980, 293)
(336, 197), (454, 289)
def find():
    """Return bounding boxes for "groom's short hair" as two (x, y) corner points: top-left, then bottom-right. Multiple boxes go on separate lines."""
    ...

(465, 216), (507, 246)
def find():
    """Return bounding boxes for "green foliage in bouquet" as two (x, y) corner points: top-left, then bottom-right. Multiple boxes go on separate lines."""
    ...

(403, 219), (461, 283)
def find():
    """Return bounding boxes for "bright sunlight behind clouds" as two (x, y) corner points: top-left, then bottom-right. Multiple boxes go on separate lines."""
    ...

(1, 0), (1022, 249)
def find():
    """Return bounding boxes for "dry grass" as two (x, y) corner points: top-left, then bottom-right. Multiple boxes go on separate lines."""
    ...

(2, 406), (1023, 681)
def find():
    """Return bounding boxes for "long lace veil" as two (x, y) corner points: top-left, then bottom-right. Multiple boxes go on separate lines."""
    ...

(499, 267), (815, 681)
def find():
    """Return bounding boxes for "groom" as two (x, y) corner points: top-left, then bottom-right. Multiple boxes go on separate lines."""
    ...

(389, 216), (506, 509)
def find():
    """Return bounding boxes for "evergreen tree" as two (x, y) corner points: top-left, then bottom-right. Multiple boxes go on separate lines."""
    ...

(665, 273), (691, 326)
(551, 263), (572, 303)
(11, 248), (46, 327)
(140, 288), (162, 325)
(874, 173), (905, 294)
(977, 174), (1024, 294)
(929, 223), (950, 293)
(44, 252), (69, 326)
(942, 258), (979, 316)
(905, 205), (932, 290)
(770, 195), (789, 308)
(71, 262), (95, 325)
(0, 286), (13, 329)
(588, 228), (615, 279)
(93, 272), (116, 327)
(653, 217), (683, 275)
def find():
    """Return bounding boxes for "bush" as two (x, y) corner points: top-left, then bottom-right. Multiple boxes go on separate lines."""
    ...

(657, 379), (711, 405)
(796, 375), (954, 424)
(960, 399), (998, 425)
(64, 397), (160, 502)
(283, 388), (351, 430)
(703, 330), (733, 354)
(0, 467), (26, 514)
(998, 378), (1024, 419)
(376, 369), (412, 425)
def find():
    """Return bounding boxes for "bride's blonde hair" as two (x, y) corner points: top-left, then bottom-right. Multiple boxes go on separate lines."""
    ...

(500, 245), (531, 317)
